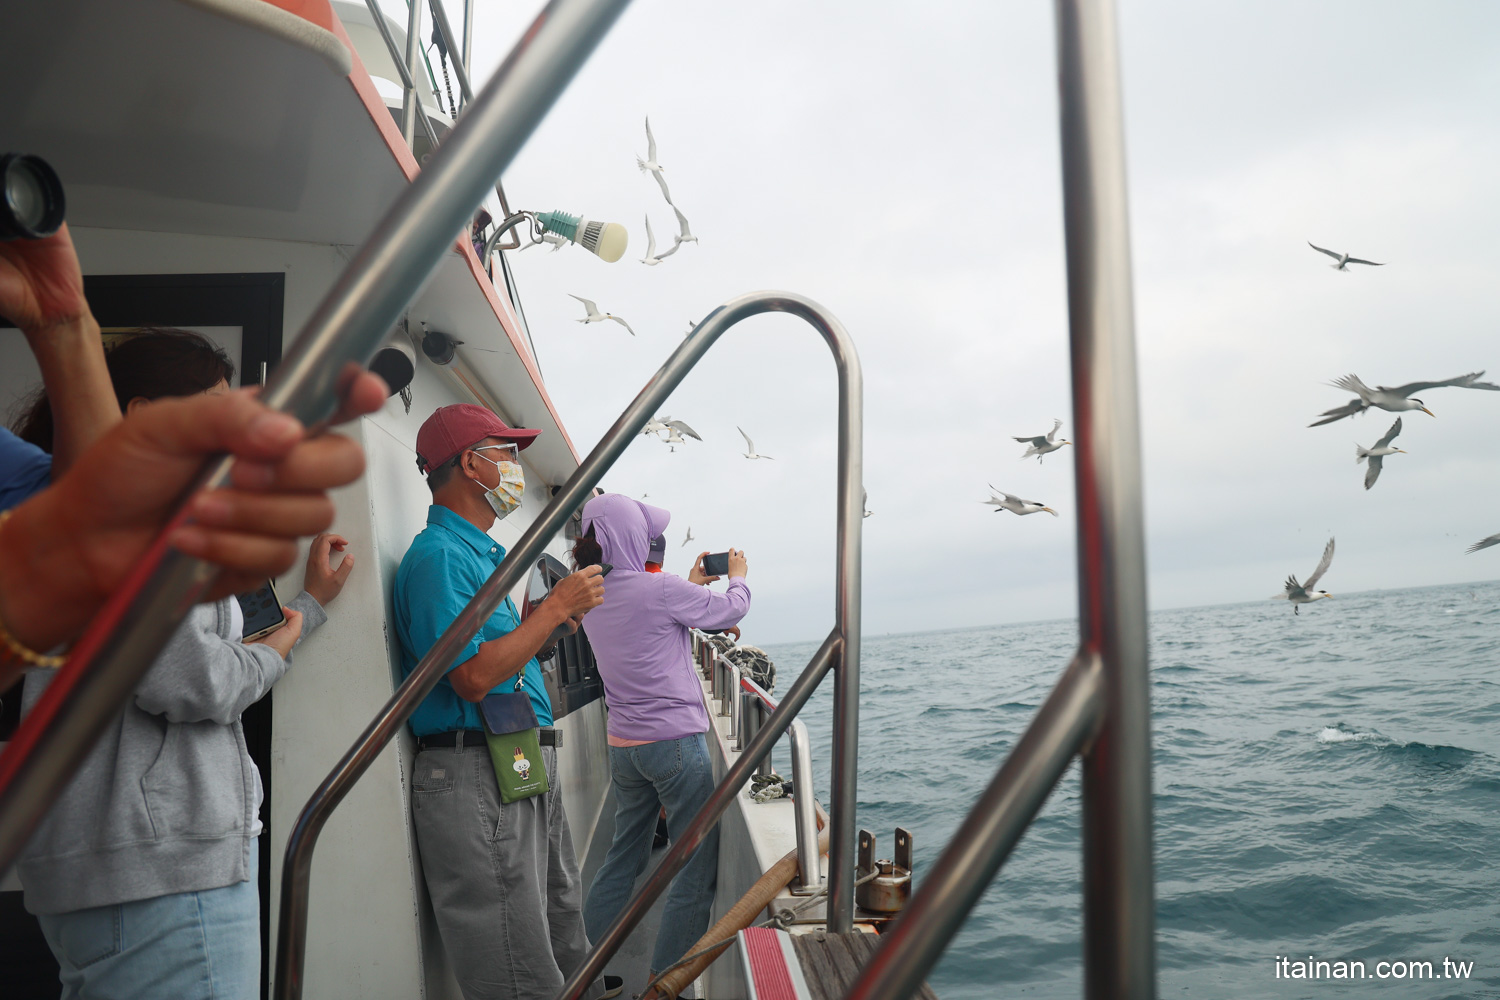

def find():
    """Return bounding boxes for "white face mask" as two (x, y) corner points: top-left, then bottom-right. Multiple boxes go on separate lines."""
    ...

(471, 447), (525, 518)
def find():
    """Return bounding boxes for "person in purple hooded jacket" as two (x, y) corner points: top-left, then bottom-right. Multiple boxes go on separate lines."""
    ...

(574, 494), (750, 978)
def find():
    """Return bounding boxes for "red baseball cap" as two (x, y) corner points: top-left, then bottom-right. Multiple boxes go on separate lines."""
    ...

(415, 403), (541, 473)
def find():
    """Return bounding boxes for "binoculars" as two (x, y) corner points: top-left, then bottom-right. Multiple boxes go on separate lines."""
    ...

(1, 153), (66, 241)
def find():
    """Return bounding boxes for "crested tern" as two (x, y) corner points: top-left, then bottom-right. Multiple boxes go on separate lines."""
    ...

(568, 294), (637, 336)
(1466, 533), (1500, 555)
(1013, 418), (1071, 463)
(1308, 242), (1386, 270)
(1355, 417), (1406, 490)
(681, 525), (694, 548)
(640, 214), (680, 266)
(637, 117), (673, 204)
(737, 427), (774, 460)
(1275, 537), (1335, 614)
(1310, 371), (1500, 426)
(671, 203), (698, 247)
(983, 486), (1058, 517)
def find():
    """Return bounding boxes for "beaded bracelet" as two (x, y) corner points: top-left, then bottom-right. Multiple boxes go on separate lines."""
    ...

(0, 509), (67, 669)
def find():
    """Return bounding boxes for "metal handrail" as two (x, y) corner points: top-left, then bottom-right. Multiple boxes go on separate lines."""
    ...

(361, 0), (442, 152)
(0, 0), (634, 881)
(786, 718), (822, 890)
(840, 0), (1155, 997)
(272, 290), (862, 1000)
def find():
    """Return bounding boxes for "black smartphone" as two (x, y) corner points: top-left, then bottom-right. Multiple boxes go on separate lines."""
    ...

(701, 552), (730, 577)
(542, 563), (614, 647)
(236, 580), (286, 641)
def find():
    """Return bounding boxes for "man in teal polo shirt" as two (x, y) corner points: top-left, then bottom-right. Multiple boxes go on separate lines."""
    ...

(394, 403), (611, 1000)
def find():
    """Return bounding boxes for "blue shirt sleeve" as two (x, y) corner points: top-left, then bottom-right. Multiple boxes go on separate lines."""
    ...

(0, 428), (52, 513)
(400, 546), (490, 674)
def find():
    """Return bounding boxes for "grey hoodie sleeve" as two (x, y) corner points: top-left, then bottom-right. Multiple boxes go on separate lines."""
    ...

(133, 600), (289, 725)
(285, 589), (328, 644)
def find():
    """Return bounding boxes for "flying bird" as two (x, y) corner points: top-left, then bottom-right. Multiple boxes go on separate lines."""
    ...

(1355, 417), (1406, 490)
(1274, 537), (1335, 614)
(1014, 419), (1071, 463)
(671, 203), (698, 247)
(681, 525), (694, 548)
(567, 294), (636, 336)
(983, 487), (1058, 517)
(737, 427), (774, 460)
(658, 417), (701, 442)
(1466, 533), (1500, 555)
(641, 416), (668, 437)
(663, 426), (688, 451)
(862, 489), (873, 518)
(685, 320), (697, 338)
(637, 116), (672, 204)
(640, 214), (680, 266)
(1310, 371), (1500, 426)
(1308, 242), (1386, 270)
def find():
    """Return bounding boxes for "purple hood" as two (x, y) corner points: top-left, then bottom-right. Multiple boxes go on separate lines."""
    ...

(581, 493), (671, 572)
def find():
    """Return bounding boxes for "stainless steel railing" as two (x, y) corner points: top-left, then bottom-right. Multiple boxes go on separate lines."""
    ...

(0, 0), (635, 881)
(273, 287), (862, 1000)
(840, 0), (1155, 997)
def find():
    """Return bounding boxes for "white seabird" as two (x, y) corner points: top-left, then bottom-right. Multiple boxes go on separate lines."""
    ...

(862, 489), (873, 518)
(521, 232), (568, 253)
(1013, 419), (1071, 463)
(640, 214), (680, 266)
(1310, 371), (1500, 426)
(641, 416), (668, 437)
(671, 203), (698, 247)
(737, 427), (774, 460)
(636, 116), (673, 204)
(1308, 242), (1386, 270)
(983, 486), (1058, 517)
(1274, 537), (1335, 614)
(568, 294), (637, 336)
(1466, 533), (1500, 555)
(1355, 417), (1406, 490)
(681, 525), (694, 548)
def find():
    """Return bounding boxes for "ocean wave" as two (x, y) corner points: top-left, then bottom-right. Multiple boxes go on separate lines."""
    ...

(1317, 724), (1382, 744)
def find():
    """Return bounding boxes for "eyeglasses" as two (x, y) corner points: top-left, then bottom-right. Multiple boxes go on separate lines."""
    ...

(472, 443), (520, 464)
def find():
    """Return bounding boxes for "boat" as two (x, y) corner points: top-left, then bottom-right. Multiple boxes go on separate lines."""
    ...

(0, 1), (1155, 998)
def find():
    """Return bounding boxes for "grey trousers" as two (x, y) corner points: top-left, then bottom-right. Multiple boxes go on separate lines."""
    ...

(412, 742), (604, 1000)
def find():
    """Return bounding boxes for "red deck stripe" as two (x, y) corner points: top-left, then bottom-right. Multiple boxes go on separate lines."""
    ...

(743, 926), (798, 1000)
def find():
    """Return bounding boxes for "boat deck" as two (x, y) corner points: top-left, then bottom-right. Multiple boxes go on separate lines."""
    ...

(791, 931), (937, 1000)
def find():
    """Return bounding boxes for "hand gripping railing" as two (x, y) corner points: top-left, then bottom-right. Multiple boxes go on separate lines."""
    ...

(840, 0), (1155, 998)
(0, 0), (634, 884)
(274, 291), (863, 1000)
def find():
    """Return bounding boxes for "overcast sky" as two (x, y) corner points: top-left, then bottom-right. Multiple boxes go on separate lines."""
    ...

(382, 0), (1500, 644)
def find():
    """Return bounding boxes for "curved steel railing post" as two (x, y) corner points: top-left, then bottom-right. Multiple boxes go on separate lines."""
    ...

(0, 0), (634, 883)
(273, 292), (862, 999)
(839, 0), (1155, 996)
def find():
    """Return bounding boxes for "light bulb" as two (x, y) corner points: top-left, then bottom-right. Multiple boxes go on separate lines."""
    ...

(534, 210), (627, 263)
(579, 220), (628, 262)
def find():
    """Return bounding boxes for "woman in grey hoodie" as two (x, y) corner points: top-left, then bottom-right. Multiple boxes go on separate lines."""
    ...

(12, 330), (357, 999)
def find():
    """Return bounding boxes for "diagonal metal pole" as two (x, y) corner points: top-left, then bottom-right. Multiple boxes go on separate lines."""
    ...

(0, 0), (634, 882)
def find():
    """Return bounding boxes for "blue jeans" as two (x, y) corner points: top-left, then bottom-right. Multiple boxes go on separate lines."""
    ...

(37, 842), (260, 1000)
(584, 734), (719, 974)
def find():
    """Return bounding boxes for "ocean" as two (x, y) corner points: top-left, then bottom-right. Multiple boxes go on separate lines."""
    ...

(763, 579), (1500, 999)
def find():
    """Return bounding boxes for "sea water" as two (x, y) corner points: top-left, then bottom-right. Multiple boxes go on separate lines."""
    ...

(763, 579), (1500, 999)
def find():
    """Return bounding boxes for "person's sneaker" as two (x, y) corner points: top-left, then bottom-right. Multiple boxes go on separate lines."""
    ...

(601, 974), (625, 999)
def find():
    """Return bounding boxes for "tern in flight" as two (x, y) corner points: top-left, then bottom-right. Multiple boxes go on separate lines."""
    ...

(671, 204), (698, 247)
(681, 526), (694, 548)
(641, 416), (668, 437)
(1310, 371), (1500, 426)
(984, 487), (1058, 517)
(1014, 419), (1071, 463)
(1275, 537), (1335, 614)
(640, 214), (680, 266)
(1355, 417), (1406, 490)
(1308, 242), (1386, 270)
(656, 417), (701, 452)
(1467, 533), (1500, 555)
(521, 232), (567, 253)
(738, 427), (774, 460)
(637, 117), (672, 204)
(568, 294), (636, 336)
(862, 489), (873, 518)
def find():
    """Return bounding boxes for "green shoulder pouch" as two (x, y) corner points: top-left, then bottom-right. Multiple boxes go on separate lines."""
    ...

(479, 687), (549, 804)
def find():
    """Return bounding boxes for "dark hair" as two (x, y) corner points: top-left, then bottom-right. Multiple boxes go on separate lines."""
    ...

(425, 452), (464, 493)
(572, 523), (602, 570)
(13, 328), (235, 453)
